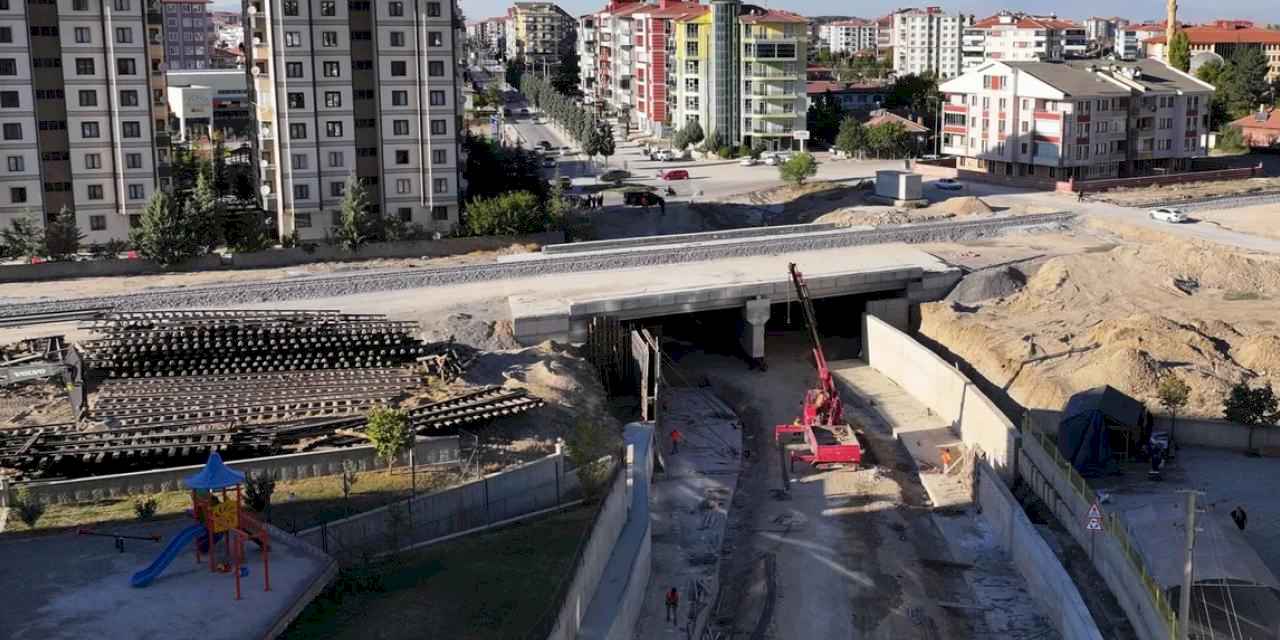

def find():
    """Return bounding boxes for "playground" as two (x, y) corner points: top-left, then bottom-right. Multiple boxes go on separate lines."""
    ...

(0, 455), (334, 640)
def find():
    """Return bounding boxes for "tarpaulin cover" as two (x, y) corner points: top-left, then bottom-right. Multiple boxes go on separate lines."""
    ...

(1057, 386), (1145, 477)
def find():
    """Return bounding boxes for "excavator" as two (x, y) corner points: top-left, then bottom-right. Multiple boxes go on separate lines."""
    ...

(773, 263), (862, 468)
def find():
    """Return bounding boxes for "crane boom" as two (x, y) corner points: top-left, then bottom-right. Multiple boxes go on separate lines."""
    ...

(787, 263), (841, 426)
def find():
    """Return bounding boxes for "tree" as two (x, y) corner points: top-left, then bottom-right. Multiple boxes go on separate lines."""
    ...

(779, 152), (818, 185)
(245, 470), (278, 515)
(1223, 381), (1279, 426)
(887, 72), (941, 124)
(597, 123), (616, 165)
(463, 190), (545, 236)
(1217, 126), (1247, 152)
(835, 117), (867, 158)
(550, 32), (581, 97)
(462, 133), (547, 204)
(1221, 46), (1271, 120)
(190, 171), (224, 252)
(131, 190), (203, 266)
(807, 91), (845, 144)
(0, 215), (44, 259)
(339, 459), (359, 514)
(1168, 30), (1191, 72)
(233, 170), (257, 204)
(365, 406), (412, 470)
(44, 206), (84, 260)
(504, 58), (525, 88)
(332, 175), (372, 252)
(12, 488), (46, 530)
(865, 122), (910, 158)
(211, 133), (229, 196)
(683, 120), (705, 147)
(565, 420), (613, 500)
(1157, 375), (1191, 451)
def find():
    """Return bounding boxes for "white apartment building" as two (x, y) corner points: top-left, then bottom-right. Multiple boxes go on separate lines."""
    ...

(247, 0), (462, 241)
(961, 13), (1088, 72)
(504, 2), (575, 68)
(1084, 17), (1128, 48)
(0, 0), (170, 245)
(577, 14), (597, 101)
(892, 7), (971, 79)
(822, 19), (878, 55)
(1119, 23), (1163, 60)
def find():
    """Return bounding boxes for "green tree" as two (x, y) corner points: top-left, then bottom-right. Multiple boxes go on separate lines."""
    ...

(551, 32), (581, 97)
(331, 175), (372, 252)
(779, 152), (818, 185)
(131, 190), (203, 266)
(598, 123), (616, 165)
(12, 487), (46, 529)
(887, 72), (941, 125)
(211, 134), (229, 196)
(1222, 46), (1271, 119)
(365, 406), (412, 470)
(1157, 374), (1191, 449)
(504, 58), (525, 88)
(0, 215), (44, 259)
(682, 120), (704, 147)
(865, 122), (910, 158)
(233, 170), (257, 204)
(545, 176), (569, 232)
(565, 420), (613, 500)
(1168, 30), (1191, 72)
(1217, 126), (1247, 152)
(190, 171), (224, 251)
(244, 470), (278, 515)
(44, 206), (84, 260)
(835, 117), (867, 157)
(463, 190), (545, 236)
(807, 91), (845, 144)
(1223, 381), (1279, 425)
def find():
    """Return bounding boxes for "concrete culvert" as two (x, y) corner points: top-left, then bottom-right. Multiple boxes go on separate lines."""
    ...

(946, 266), (1028, 305)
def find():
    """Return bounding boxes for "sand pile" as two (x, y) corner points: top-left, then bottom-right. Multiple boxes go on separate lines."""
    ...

(927, 196), (994, 216)
(813, 207), (948, 227)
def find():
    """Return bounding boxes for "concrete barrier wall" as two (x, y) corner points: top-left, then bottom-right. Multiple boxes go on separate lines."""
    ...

(1027, 409), (1280, 454)
(976, 461), (1103, 640)
(547, 456), (632, 640)
(0, 232), (562, 283)
(2, 436), (459, 508)
(861, 314), (1018, 478)
(606, 525), (652, 640)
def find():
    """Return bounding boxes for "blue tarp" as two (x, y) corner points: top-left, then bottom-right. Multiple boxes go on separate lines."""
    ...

(1057, 385), (1146, 478)
(184, 452), (245, 490)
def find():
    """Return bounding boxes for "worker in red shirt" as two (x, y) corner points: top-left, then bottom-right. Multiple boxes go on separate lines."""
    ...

(665, 587), (679, 623)
(670, 428), (683, 455)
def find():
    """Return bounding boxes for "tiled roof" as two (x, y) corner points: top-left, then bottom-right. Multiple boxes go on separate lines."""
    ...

(1146, 25), (1280, 45)
(1232, 108), (1280, 132)
(972, 14), (1081, 30)
(807, 81), (888, 94)
(830, 18), (875, 27)
(866, 110), (929, 133)
(739, 9), (808, 24)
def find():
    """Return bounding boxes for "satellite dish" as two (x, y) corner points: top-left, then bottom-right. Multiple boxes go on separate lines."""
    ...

(1189, 51), (1224, 73)
(260, 185), (271, 196)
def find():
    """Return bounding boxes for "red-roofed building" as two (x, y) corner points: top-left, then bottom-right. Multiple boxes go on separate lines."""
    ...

(1230, 106), (1280, 148)
(1146, 23), (1280, 82)
(1119, 22), (1165, 60)
(962, 12), (1087, 72)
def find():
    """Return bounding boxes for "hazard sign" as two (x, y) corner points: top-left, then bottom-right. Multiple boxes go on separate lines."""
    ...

(1086, 502), (1103, 532)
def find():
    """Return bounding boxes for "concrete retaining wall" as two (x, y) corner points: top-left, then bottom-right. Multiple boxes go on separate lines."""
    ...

(1027, 409), (1280, 455)
(976, 461), (1103, 640)
(0, 233), (562, 283)
(606, 526), (652, 640)
(1075, 165), (1263, 193)
(1, 436), (459, 508)
(861, 314), (1018, 478)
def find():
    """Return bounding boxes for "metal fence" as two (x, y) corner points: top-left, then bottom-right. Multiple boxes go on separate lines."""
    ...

(1026, 426), (1179, 639)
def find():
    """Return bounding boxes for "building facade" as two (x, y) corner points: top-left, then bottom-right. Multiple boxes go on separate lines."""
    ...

(891, 7), (971, 79)
(1146, 21), (1280, 82)
(504, 2), (574, 68)
(1119, 22), (1163, 60)
(245, 0), (463, 241)
(822, 19), (878, 55)
(962, 13), (1088, 72)
(939, 59), (1213, 182)
(1084, 16), (1128, 51)
(0, 0), (171, 244)
(466, 17), (506, 55)
(161, 0), (213, 70)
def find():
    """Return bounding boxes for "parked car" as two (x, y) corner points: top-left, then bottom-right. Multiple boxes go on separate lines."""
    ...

(537, 140), (553, 151)
(519, 107), (529, 115)
(542, 157), (557, 168)
(659, 169), (690, 181)
(623, 189), (662, 206)
(935, 179), (963, 191)
(653, 149), (675, 162)
(1149, 207), (1188, 223)
(739, 157), (759, 166)
(763, 154), (781, 166)
(600, 169), (631, 184)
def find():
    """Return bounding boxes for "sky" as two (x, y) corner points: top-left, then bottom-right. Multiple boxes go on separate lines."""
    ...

(209, 0), (1275, 25)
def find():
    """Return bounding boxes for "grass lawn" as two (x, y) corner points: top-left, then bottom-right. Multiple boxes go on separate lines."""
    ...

(283, 504), (597, 640)
(4, 467), (461, 536)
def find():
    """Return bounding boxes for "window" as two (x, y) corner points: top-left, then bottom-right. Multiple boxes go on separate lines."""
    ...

(288, 92), (305, 109)
(121, 121), (140, 138)
(430, 119), (446, 135)
(431, 205), (448, 221)
(285, 31), (301, 47)
(397, 207), (412, 222)
(87, 184), (104, 200)
(128, 184), (144, 200)
(389, 31), (405, 47)
(81, 122), (100, 138)
(328, 151), (344, 167)
(432, 149), (446, 165)
(429, 90), (445, 106)
(329, 182), (344, 197)
(0, 91), (15, 108)
(120, 90), (139, 106)
(393, 120), (409, 135)
(74, 27), (91, 43)
(0, 27), (10, 44)
(115, 27), (132, 43)
(390, 60), (407, 76)
(84, 153), (101, 169)
(290, 123), (307, 139)
(395, 149), (409, 164)
(283, 0), (299, 16)
(389, 1), (404, 16)
(322, 31), (338, 47)
(90, 215), (106, 231)
(427, 31), (443, 47)
(114, 0), (130, 9)
(428, 60), (443, 76)
(78, 90), (97, 107)
(291, 154), (307, 170)
(0, 59), (14, 76)
(73, 0), (89, 9)
(396, 178), (411, 194)
(426, 1), (441, 17)
(76, 58), (95, 75)
(293, 184), (310, 199)
(392, 90), (408, 106)
(323, 61), (340, 77)
(295, 213), (312, 228)
(5, 156), (21, 172)
(325, 121), (343, 137)
(432, 178), (447, 194)
(126, 153), (142, 169)
(319, 91), (341, 108)
(286, 62), (303, 78)
(116, 58), (136, 75)
(320, 0), (336, 16)
(9, 186), (25, 203)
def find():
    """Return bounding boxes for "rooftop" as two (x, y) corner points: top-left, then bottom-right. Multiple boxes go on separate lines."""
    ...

(807, 80), (888, 94)
(1146, 23), (1280, 45)
(1232, 107), (1280, 131)
(739, 8), (808, 24)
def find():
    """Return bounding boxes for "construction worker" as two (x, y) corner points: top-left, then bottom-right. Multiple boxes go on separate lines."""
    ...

(940, 447), (954, 471)
(670, 428), (683, 454)
(665, 587), (679, 623)
(1232, 506), (1248, 531)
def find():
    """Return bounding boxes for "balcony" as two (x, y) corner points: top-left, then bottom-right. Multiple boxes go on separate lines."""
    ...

(749, 90), (796, 99)
(750, 109), (796, 118)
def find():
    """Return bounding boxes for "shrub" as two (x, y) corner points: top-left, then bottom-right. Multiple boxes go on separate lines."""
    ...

(340, 459), (360, 513)
(365, 406), (412, 470)
(716, 145), (733, 159)
(779, 152), (819, 185)
(134, 496), (159, 521)
(245, 470), (278, 514)
(463, 191), (545, 236)
(565, 421), (613, 501)
(1217, 126), (1247, 153)
(12, 488), (45, 529)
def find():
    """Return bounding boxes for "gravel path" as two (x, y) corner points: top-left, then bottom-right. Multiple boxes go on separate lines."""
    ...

(0, 213), (1074, 319)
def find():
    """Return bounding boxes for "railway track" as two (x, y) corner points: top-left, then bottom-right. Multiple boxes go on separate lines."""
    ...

(0, 308), (111, 328)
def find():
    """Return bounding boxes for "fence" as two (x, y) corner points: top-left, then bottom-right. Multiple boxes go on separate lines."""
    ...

(1019, 421), (1176, 640)
(297, 448), (596, 566)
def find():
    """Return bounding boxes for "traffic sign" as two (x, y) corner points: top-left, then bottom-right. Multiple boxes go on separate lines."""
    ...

(1086, 502), (1103, 532)
(792, 130), (811, 141)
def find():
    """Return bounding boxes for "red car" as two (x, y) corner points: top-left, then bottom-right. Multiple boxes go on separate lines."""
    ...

(659, 169), (689, 181)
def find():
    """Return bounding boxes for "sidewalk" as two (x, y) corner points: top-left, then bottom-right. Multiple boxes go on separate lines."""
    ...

(632, 389), (743, 639)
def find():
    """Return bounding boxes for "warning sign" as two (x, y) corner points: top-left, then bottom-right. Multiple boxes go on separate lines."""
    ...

(1086, 502), (1103, 532)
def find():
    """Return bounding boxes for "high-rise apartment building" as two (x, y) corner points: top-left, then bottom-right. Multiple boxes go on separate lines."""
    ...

(504, 2), (574, 68)
(161, 0), (213, 70)
(245, 0), (463, 241)
(1084, 17), (1128, 50)
(891, 7), (971, 78)
(962, 13), (1087, 72)
(1118, 22), (1164, 60)
(822, 19), (878, 55)
(466, 17), (506, 54)
(0, 0), (171, 244)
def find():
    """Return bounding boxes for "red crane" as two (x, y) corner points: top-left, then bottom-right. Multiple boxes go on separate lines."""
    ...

(774, 263), (862, 467)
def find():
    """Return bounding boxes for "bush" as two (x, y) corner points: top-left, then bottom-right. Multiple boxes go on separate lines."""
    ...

(779, 152), (819, 185)
(245, 470), (278, 514)
(1217, 126), (1247, 153)
(565, 421), (614, 501)
(134, 496), (159, 521)
(462, 191), (546, 236)
(12, 488), (45, 529)
(89, 239), (131, 260)
(716, 145), (733, 159)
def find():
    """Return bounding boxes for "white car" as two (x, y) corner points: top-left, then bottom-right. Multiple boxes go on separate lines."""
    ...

(653, 149), (675, 162)
(739, 156), (758, 166)
(1149, 207), (1188, 223)
(763, 154), (781, 166)
(936, 179), (963, 191)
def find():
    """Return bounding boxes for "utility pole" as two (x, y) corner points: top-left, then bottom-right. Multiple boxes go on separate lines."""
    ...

(1178, 489), (1202, 640)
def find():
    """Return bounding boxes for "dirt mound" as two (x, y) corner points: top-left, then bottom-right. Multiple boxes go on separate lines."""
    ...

(419, 312), (520, 351)
(945, 266), (1028, 305)
(813, 207), (940, 227)
(927, 196), (994, 216)
(1236, 335), (1280, 375)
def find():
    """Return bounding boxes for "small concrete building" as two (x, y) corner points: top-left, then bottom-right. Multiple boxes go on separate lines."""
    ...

(165, 69), (251, 138)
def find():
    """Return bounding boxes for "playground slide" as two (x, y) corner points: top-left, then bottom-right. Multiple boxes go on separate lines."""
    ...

(129, 524), (206, 588)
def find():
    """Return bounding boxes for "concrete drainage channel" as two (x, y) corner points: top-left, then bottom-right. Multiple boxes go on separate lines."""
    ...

(0, 213), (1075, 318)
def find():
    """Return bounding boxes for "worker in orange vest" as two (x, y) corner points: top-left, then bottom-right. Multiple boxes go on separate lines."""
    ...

(665, 587), (679, 623)
(670, 428), (683, 455)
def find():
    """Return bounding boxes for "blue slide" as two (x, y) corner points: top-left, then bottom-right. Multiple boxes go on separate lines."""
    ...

(129, 524), (206, 588)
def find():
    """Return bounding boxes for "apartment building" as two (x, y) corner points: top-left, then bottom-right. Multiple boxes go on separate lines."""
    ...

(1146, 21), (1280, 82)
(245, 0), (463, 241)
(630, 0), (702, 137)
(892, 7), (971, 79)
(939, 59), (1213, 183)
(961, 13), (1087, 72)
(0, 0), (171, 244)
(504, 2), (574, 68)
(1084, 16), (1128, 49)
(577, 14), (596, 100)
(466, 17), (506, 54)
(875, 14), (893, 51)
(161, 0), (212, 69)
(822, 19), (878, 55)
(1118, 22), (1163, 60)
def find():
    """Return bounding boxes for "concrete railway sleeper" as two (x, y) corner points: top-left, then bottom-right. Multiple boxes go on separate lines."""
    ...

(92, 388), (405, 419)
(95, 368), (418, 389)
(92, 383), (413, 408)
